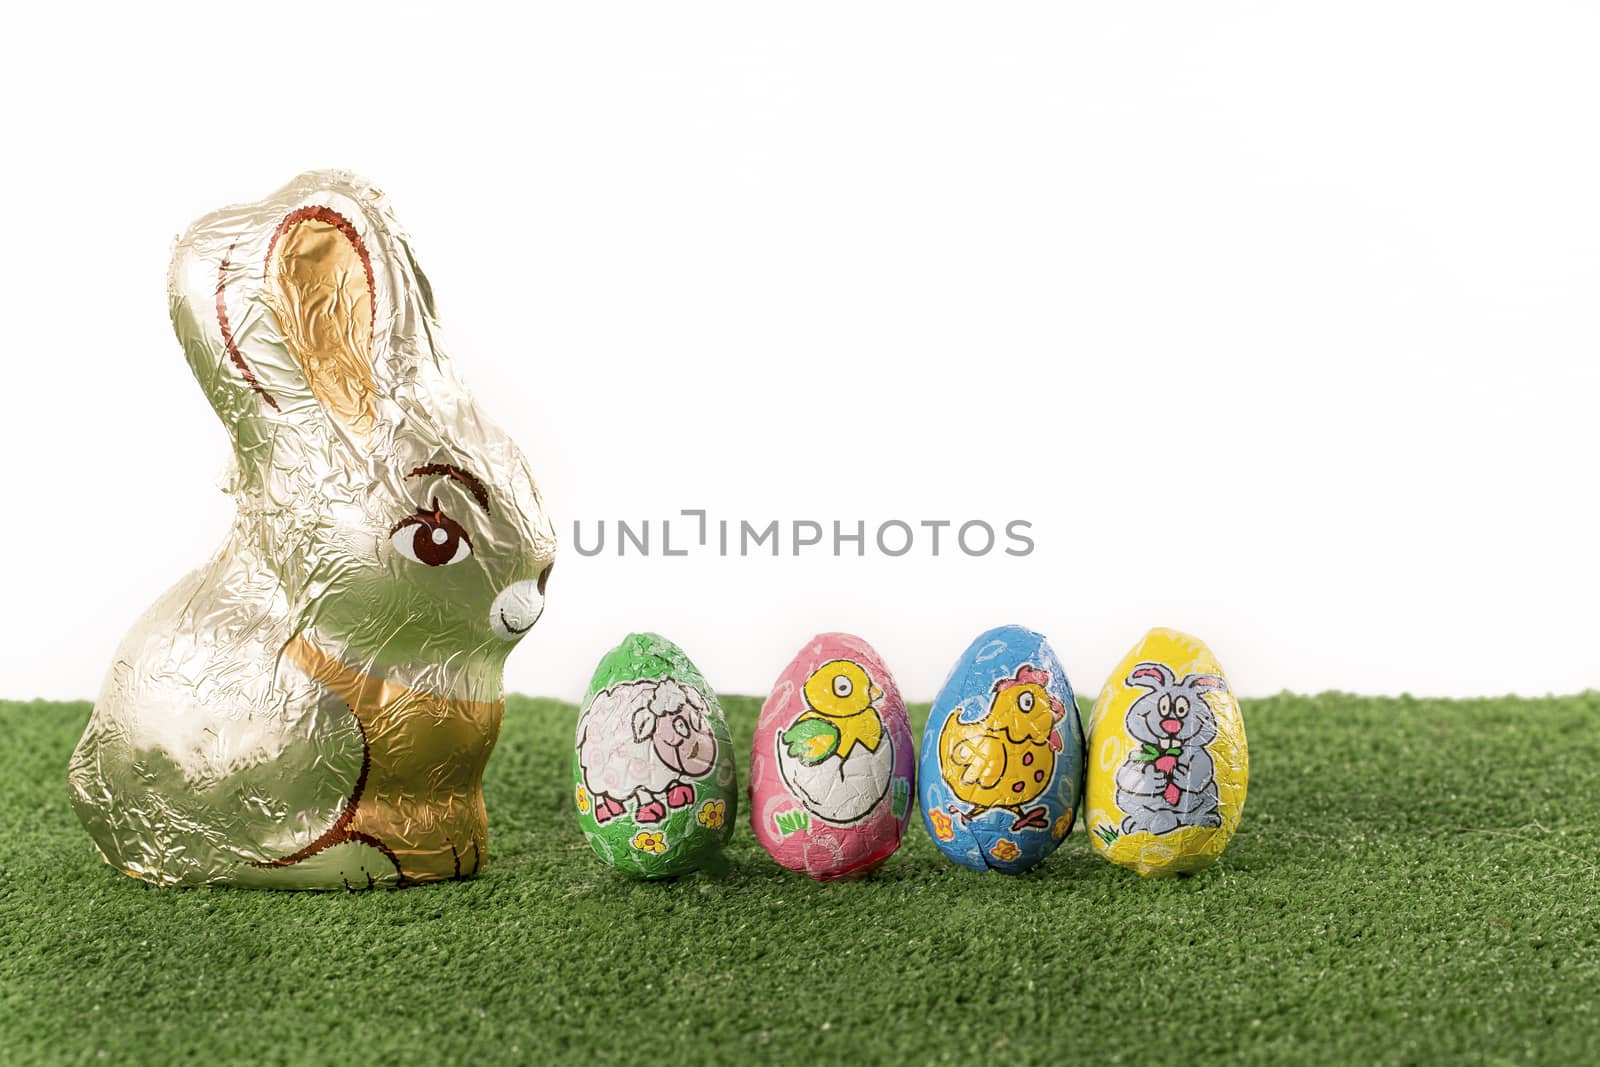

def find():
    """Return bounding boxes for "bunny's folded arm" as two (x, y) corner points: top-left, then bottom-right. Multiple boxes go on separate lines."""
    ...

(1114, 758), (1167, 795)
(1176, 749), (1218, 795)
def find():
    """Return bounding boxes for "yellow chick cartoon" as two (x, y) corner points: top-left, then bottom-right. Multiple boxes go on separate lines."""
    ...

(938, 664), (1065, 830)
(779, 659), (895, 826)
(783, 660), (885, 765)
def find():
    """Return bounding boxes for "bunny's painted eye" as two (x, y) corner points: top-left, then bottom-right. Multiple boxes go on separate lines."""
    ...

(1174, 696), (1190, 718)
(390, 502), (473, 567)
(1018, 690), (1036, 713)
(1158, 693), (1172, 715)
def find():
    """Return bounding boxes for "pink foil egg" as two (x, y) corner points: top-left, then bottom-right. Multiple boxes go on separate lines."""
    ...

(750, 633), (915, 880)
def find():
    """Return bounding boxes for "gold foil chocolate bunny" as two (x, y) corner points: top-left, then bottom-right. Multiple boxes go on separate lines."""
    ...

(68, 172), (555, 889)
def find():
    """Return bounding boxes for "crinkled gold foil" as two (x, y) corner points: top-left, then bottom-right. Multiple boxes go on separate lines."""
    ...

(67, 171), (555, 889)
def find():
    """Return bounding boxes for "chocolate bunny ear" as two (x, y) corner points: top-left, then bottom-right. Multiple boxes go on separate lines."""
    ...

(169, 170), (434, 457)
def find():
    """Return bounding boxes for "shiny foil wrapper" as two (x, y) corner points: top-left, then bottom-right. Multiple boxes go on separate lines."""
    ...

(68, 172), (556, 889)
(572, 633), (738, 879)
(918, 625), (1085, 874)
(1084, 628), (1248, 877)
(749, 633), (915, 881)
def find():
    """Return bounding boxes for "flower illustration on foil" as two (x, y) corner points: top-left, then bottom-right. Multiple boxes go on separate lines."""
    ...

(1052, 812), (1073, 841)
(631, 830), (667, 854)
(576, 785), (591, 814)
(929, 808), (955, 842)
(990, 838), (1021, 862)
(697, 799), (726, 829)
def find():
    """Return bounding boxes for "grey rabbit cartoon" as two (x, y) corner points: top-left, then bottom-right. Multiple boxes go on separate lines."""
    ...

(1114, 663), (1227, 835)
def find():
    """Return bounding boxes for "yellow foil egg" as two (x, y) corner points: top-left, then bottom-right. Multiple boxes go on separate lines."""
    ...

(1085, 628), (1247, 877)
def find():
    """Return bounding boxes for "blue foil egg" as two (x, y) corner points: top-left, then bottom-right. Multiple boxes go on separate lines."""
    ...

(918, 625), (1085, 873)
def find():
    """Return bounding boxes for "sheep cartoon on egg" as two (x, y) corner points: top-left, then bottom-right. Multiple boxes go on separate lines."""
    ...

(572, 633), (736, 879)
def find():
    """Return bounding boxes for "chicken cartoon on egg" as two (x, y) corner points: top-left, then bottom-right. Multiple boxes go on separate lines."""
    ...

(918, 624), (1085, 874)
(938, 664), (1065, 831)
(777, 659), (894, 825)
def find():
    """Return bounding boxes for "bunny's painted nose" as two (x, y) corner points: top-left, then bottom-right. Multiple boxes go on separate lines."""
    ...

(1160, 718), (1182, 735)
(490, 579), (544, 640)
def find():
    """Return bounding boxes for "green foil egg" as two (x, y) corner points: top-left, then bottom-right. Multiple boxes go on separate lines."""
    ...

(572, 633), (737, 878)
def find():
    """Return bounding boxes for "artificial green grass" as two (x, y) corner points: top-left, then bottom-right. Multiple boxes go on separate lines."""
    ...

(3, 693), (1599, 1065)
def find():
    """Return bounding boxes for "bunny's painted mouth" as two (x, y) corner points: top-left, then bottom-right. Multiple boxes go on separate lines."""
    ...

(490, 579), (545, 640)
(498, 609), (534, 635)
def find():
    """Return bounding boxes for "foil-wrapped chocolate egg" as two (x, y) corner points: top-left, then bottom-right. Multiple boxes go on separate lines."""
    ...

(1084, 628), (1247, 876)
(918, 625), (1085, 874)
(749, 633), (915, 880)
(573, 633), (737, 878)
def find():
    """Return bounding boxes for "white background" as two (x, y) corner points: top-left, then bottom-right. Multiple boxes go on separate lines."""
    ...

(2, 3), (1596, 702)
